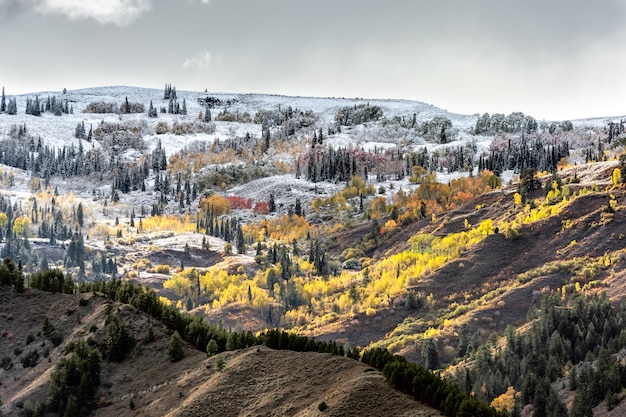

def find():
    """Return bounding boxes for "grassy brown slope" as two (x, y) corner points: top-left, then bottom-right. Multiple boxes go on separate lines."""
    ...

(0, 287), (196, 415)
(167, 346), (441, 417)
(0, 287), (440, 417)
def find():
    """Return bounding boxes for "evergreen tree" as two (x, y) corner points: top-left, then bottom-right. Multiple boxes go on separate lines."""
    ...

(268, 193), (276, 213)
(206, 339), (218, 356)
(105, 315), (135, 362)
(28, 96), (41, 116)
(294, 199), (302, 217)
(1, 86), (5, 112)
(7, 97), (17, 115)
(148, 100), (157, 118)
(168, 331), (184, 362)
(236, 225), (245, 254)
(74, 121), (85, 139)
(295, 161), (301, 179)
(421, 338), (439, 370)
(263, 129), (271, 153)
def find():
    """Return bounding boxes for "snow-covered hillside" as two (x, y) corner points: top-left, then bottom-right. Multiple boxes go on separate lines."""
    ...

(0, 85), (478, 156)
(1, 85), (619, 161)
(0, 84), (621, 219)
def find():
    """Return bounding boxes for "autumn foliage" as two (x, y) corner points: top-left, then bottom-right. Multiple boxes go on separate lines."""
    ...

(200, 194), (232, 217)
(253, 201), (270, 215)
(227, 195), (253, 210)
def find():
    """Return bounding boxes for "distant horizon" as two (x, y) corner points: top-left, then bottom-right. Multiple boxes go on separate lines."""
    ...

(2, 83), (625, 123)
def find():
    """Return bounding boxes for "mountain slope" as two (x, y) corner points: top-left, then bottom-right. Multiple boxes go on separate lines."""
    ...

(0, 286), (440, 417)
(165, 347), (440, 417)
(307, 161), (626, 363)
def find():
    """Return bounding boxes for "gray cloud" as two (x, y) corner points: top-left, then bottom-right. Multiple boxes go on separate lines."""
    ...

(0, 0), (25, 20)
(182, 51), (211, 70)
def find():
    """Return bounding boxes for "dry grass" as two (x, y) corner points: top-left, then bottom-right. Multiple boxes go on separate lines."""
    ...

(0, 287), (440, 417)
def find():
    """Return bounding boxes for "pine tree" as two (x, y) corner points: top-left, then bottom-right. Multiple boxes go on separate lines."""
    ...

(75, 121), (85, 139)
(148, 100), (157, 118)
(7, 97), (17, 115)
(32, 96), (41, 116)
(294, 199), (302, 217)
(76, 203), (84, 227)
(1, 86), (5, 112)
(236, 225), (245, 254)
(168, 331), (184, 362)
(268, 193), (276, 213)
(421, 338), (439, 370)
(263, 129), (271, 153)
(206, 339), (218, 356)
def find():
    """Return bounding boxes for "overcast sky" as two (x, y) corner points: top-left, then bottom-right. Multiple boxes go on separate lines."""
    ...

(1, 0), (625, 120)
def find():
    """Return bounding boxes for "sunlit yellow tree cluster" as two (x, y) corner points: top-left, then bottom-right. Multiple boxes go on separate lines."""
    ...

(243, 214), (312, 242)
(199, 194), (232, 218)
(141, 214), (197, 233)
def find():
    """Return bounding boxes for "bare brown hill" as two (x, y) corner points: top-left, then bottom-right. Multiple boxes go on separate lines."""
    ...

(165, 347), (441, 417)
(0, 286), (440, 417)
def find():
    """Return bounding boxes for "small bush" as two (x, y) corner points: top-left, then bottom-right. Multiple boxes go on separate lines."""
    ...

(318, 401), (328, 411)
(119, 101), (145, 114)
(49, 333), (63, 347)
(83, 101), (118, 113)
(155, 264), (171, 274)
(144, 326), (155, 344)
(155, 121), (169, 134)
(253, 201), (270, 215)
(1, 356), (12, 370)
(215, 355), (226, 372)
(79, 298), (88, 306)
(21, 350), (39, 368)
